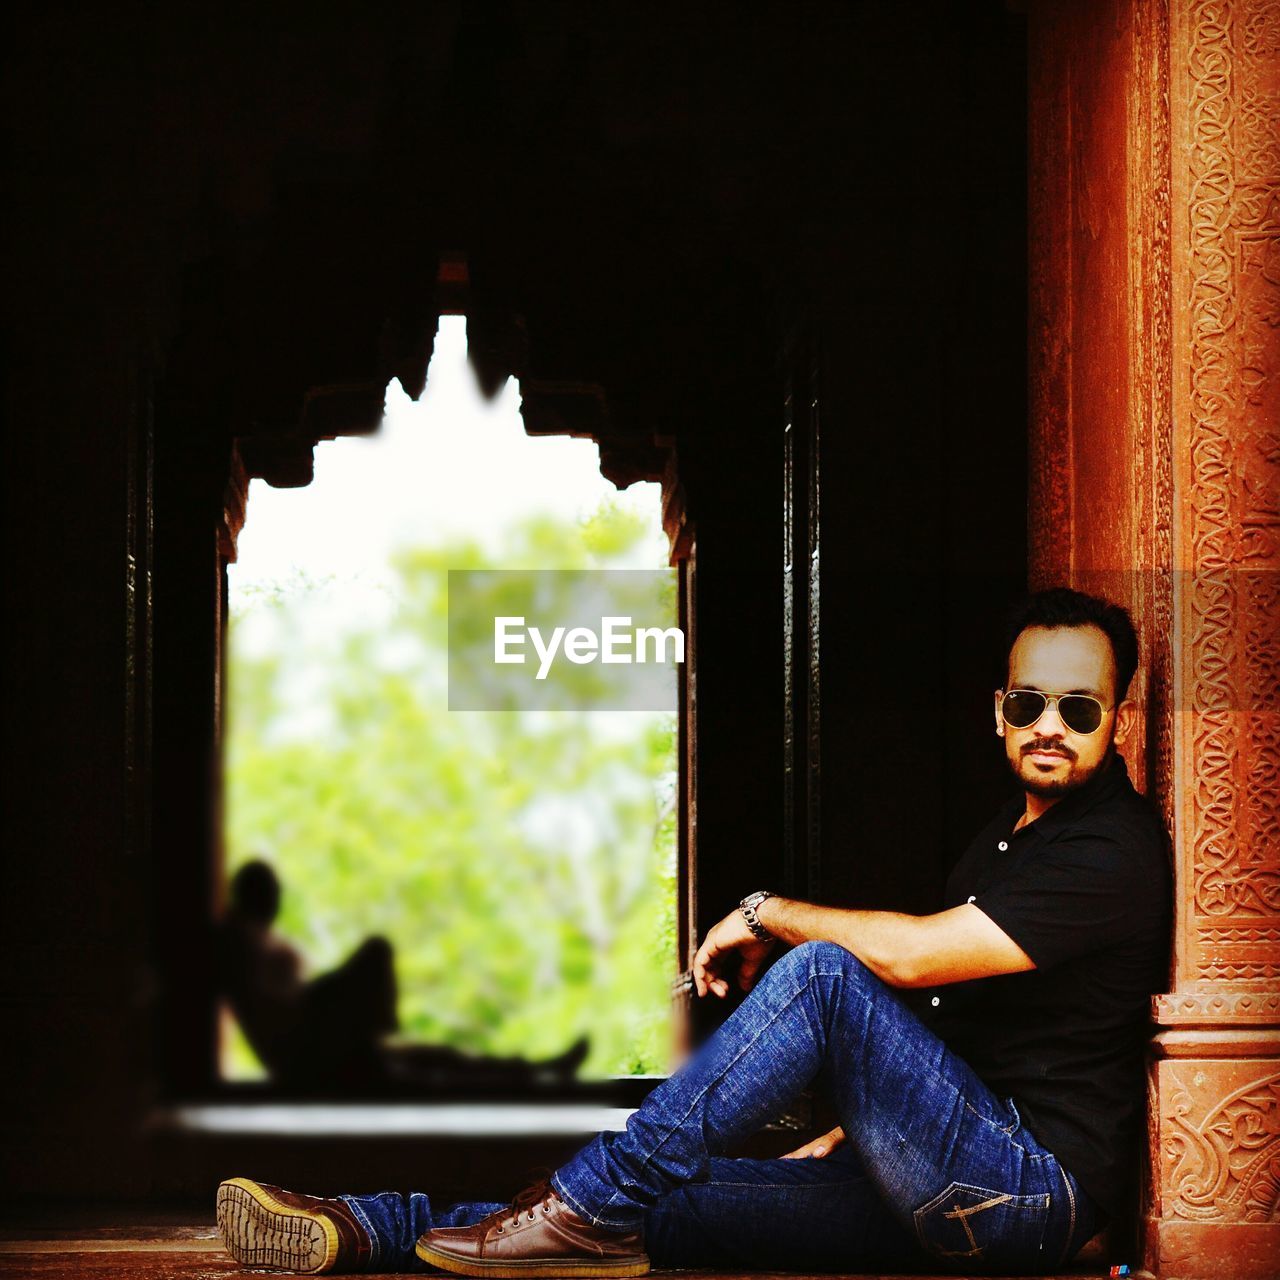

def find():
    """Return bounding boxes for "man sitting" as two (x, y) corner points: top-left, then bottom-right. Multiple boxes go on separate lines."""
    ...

(218, 860), (587, 1094)
(216, 587), (1171, 1274)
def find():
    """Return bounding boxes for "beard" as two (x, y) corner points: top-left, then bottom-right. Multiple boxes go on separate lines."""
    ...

(1006, 735), (1114, 798)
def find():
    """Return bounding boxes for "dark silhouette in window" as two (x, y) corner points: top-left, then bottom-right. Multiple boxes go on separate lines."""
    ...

(217, 860), (588, 1094)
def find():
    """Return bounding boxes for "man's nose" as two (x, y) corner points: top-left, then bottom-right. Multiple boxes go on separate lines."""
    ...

(1036, 699), (1068, 736)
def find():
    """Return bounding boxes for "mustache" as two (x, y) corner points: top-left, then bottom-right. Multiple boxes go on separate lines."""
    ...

(1021, 738), (1076, 761)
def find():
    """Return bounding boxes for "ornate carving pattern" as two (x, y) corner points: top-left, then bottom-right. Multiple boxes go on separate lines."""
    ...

(1185, 0), (1280, 938)
(1236, 0), (1280, 967)
(1148, 0), (1177, 840)
(1156, 990), (1280, 1023)
(1164, 1070), (1280, 1221)
(1187, 1), (1244, 925)
(1201, 927), (1280, 942)
(1198, 925), (1280, 983)
(1202, 962), (1280, 980)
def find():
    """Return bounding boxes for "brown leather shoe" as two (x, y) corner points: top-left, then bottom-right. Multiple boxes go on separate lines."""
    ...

(217, 1176), (374, 1273)
(416, 1177), (649, 1277)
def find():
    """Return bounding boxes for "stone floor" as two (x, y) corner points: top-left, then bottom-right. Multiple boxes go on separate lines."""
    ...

(0, 1216), (1137, 1280)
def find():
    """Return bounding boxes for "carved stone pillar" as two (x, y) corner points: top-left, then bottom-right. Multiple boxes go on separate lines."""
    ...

(1149, 3), (1280, 1275)
(1028, 2), (1279, 1275)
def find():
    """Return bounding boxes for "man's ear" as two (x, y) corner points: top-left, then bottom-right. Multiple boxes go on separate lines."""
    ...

(994, 689), (1005, 737)
(1114, 697), (1138, 746)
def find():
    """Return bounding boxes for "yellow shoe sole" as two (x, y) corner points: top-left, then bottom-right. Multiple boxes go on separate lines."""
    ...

(217, 1176), (340, 1274)
(415, 1238), (650, 1278)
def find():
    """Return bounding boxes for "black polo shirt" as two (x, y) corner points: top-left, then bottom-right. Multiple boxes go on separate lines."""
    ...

(918, 753), (1172, 1222)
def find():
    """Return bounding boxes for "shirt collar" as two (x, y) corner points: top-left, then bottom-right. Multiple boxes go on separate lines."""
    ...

(1009, 750), (1133, 839)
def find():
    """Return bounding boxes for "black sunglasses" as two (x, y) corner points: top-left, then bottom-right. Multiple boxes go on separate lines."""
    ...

(999, 688), (1108, 736)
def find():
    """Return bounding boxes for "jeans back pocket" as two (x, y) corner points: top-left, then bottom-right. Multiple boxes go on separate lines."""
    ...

(913, 1180), (1050, 1273)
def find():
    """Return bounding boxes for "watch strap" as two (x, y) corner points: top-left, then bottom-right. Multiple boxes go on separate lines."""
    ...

(738, 890), (774, 941)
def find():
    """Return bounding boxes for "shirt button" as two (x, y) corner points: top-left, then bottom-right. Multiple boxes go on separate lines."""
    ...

(967, 895), (976, 904)
(930, 996), (941, 1007)
(997, 841), (1009, 851)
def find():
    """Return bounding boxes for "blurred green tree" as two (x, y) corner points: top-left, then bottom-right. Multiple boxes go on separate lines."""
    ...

(224, 499), (678, 1079)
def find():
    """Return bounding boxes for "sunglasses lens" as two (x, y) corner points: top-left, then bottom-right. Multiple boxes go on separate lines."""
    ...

(1059, 695), (1104, 734)
(1002, 690), (1047, 729)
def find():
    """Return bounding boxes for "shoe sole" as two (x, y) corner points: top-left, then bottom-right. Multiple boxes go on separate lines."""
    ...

(415, 1240), (649, 1278)
(216, 1177), (340, 1274)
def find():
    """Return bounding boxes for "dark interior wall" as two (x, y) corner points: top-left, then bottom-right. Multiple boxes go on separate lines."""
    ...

(809, 6), (1029, 913)
(2, 2), (1027, 1200)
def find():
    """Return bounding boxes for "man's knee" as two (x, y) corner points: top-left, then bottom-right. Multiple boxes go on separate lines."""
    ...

(350, 935), (396, 986)
(782, 939), (873, 982)
(355, 935), (393, 963)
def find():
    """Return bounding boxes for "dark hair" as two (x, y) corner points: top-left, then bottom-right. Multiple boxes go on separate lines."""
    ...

(229, 859), (281, 923)
(1001, 587), (1139, 703)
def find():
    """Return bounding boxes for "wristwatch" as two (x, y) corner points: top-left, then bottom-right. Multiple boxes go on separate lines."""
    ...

(738, 890), (775, 941)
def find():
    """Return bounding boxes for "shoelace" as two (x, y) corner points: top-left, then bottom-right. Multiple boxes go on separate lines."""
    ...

(494, 1170), (556, 1232)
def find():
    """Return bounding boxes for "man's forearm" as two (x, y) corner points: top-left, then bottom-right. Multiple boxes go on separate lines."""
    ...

(755, 895), (927, 987)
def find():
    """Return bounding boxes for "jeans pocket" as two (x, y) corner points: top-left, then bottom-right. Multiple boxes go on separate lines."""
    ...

(996, 1096), (1023, 1134)
(913, 1181), (1051, 1272)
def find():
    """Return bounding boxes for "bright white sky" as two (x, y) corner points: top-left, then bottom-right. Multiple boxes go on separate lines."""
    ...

(229, 316), (667, 610)
(226, 316), (673, 747)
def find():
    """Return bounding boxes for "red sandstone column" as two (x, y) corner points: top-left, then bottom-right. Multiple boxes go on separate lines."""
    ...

(1151, 2), (1280, 1275)
(1028, 2), (1279, 1276)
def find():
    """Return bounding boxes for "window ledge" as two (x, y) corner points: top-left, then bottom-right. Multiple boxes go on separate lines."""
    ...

(149, 1101), (637, 1138)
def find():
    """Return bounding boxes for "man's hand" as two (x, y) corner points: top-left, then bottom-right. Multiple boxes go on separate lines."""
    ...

(692, 908), (777, 998)
(781, 1125), (846, 1159)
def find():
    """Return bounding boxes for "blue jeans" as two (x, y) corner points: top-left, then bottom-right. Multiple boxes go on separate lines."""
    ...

(341, 942), (1103, 1273)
